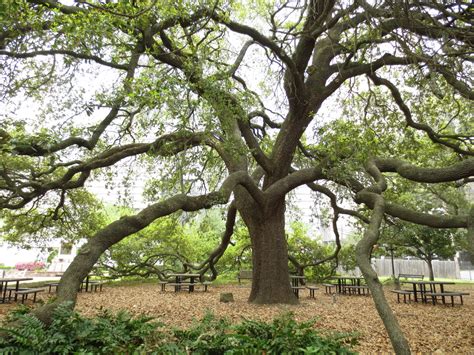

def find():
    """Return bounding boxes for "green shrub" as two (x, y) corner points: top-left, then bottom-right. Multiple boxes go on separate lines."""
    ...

(0, 303), (161, 354)
(156, 311), (357, 354)
(0, 307), (357, 354)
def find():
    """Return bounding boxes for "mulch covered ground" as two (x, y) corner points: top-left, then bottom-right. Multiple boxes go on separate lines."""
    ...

(1, 282), (473, 353)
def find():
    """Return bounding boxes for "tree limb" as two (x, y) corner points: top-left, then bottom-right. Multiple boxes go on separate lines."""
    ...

(368, 73), (473, 156)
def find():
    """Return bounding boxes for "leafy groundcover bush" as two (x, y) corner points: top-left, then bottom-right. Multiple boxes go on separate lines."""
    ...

(0, 305), (357, 354)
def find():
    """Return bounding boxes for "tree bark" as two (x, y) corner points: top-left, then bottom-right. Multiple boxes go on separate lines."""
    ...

(243, 197), (298, 304)
(356, 197), (411, 355)
(467, 205), (474, 263)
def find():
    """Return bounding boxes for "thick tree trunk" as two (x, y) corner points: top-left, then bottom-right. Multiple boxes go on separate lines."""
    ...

(244, 198), (297, 304)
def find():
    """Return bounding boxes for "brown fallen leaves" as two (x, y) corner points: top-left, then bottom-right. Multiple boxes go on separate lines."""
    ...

(1, 282), (473, 353)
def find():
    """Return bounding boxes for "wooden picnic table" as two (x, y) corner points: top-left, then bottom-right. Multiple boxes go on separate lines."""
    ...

(81, 275), (106, 292)
(0, 277), (33, 303)
(331, 276), (366, 295)
(290, 275), (305, 287)
(290, 275), (306, 298)
(82, 275), (92, 292)
(401, 280), (455, 303)
(167, 273), (201, 292)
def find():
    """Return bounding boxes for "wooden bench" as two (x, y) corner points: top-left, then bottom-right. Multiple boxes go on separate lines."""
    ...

(391, 289), (413, 303)
(87, 281), (104, 292)
(291, 286), (306, 298)
(322, 283), (337, 294)
(78, 280), (105, 292)
(158, 281), (168, 291)
(6, 287), (29, 301)
(238, 270), (252, 284)
(166, 282), (194, 292)
(423, 291), (470, 306)
(306, 285), (319, 298)
(398, 274), (424, 280)
(14, 288), (44, 304)
(46, 282), (60, 293)
(341, 285), (370, 296)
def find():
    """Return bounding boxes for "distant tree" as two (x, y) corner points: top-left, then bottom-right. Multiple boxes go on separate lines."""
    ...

(286, 221), (334, 280)
(99, 208), (234, 280)
(390, 223), (459, 281)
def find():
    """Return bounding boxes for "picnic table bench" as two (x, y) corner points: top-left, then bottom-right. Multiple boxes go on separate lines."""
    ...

(46, 280), (105, 293)
(85, 280), (104, 292)
(167, 282), (194, 292)
(306, 285), (319, 298)
(424, 291), (470, 306)
(391, 289), (413, 303)
(238, 270), (252, 284)
(291, 286), (306, 298)
(14, 288), (44, 304)
(46, 282), (60, 293)
(341, 285), (370, 296)
(322, 283), (337, 294)
(159, 281), (212, 292)
(290, 275), (306, 298)
(5, 287), (30, 301)
(0, 277), (33, 303)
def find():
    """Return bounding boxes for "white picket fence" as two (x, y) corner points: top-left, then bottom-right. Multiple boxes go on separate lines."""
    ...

(339, 258), (461, 279)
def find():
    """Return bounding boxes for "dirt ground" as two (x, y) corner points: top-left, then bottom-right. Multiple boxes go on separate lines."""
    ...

(1, 282), (473, 353)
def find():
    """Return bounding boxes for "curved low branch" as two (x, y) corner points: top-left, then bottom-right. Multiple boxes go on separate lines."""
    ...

(33, 171), (257, 323)
(374, 158), (474, 183)
(100, 253), (190, 280)
(1, 130), (262, 210)
(356, 190), (467, 228)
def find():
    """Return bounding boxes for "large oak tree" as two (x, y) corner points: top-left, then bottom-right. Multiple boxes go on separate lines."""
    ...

(1, 1), (472, 353)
